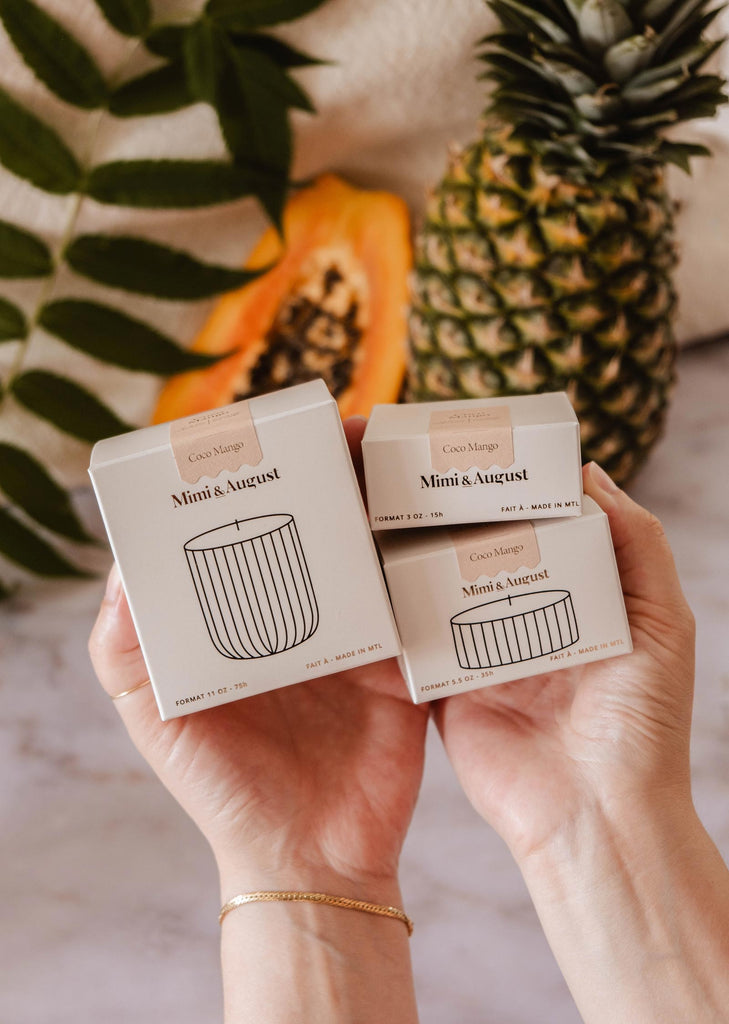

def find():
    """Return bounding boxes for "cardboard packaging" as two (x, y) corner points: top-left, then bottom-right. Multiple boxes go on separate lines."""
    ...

(377, 496), (632, 703)
(89, 380), (400, 720)
(362, 392), (582, 529)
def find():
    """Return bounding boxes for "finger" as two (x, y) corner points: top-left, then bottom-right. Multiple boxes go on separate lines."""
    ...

(583, 462), (689, 616)
(88, 563), (156, 713)
(343, 415), (367, 499)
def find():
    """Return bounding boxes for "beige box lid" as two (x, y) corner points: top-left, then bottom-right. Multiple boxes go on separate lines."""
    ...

(363, 391), (577, 443)
(90, 378), (333, 469)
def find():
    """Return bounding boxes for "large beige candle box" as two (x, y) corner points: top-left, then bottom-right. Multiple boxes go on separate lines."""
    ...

(89, 380), (400, 720)
(377, 496), (631, 703)
(362, 392), (582, 529)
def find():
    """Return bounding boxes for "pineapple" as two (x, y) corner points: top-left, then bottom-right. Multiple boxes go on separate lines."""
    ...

(407, 0), (727, 483)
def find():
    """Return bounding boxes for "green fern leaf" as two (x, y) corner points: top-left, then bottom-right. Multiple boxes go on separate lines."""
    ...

(183, 18), (225, 104)
(87, 158), (262, 208)
(38, 299), (226, 373)
(0, 507), (90, 577)
(93, 0), (150, 37)
(232, 40), (316, 112)
(0, 442), (96, 544)
(0, 0), (108, 109)
(217, 99), (288, 225)
(0, 298), (28, 340)
(230, 33), (329, 68)
(0, 87), (82, 193)
(11, 370), (133, 442)
(217, 50), (291, 225)
(109, 63), (192, 117)
(145, 24), (186, 61)
(65, 235), (262, 299)
(206, 0), (329, 30)
(0, 220), (53, 277)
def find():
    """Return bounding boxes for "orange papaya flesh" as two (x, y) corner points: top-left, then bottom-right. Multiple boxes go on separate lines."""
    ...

(152, 175), (412, 424)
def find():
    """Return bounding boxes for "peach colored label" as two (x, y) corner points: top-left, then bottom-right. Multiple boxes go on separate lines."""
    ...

(429, 406), (514, 472)
(451, 521), (541, 582)
(170, 401), (263, 484)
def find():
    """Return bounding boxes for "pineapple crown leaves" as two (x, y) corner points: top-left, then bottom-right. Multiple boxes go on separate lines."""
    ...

(479, 0), (728, 174)
(0, 0), (330, 591)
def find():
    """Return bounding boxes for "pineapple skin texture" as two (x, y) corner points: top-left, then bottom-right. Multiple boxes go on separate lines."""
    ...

(406, 131), (678, 485)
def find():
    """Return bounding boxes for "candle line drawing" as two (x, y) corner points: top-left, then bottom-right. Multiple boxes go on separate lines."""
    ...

(184, 514), (319, 660)
(451, 590), (578, 670)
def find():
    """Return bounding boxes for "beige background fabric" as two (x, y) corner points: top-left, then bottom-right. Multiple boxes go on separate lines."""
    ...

(0, 0), (727, 489)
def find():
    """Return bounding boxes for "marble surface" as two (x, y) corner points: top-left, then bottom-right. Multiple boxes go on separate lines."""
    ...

(2, 341), (728, 1024)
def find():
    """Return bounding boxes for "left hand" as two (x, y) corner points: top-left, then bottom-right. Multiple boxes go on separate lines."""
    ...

(88, 419), (428, 898)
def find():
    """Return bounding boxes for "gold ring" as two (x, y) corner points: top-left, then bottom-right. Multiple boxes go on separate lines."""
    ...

(111, 678), (152, 701)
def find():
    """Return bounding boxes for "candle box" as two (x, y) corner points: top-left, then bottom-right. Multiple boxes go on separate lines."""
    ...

(89, 380), (400, 720)
(362, 392), (582, 529)
(377, 496), (631, 703)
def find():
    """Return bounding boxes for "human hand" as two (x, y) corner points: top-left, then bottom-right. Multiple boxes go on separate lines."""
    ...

(88, 419), (428, 899)
(432, 462), (696, 864)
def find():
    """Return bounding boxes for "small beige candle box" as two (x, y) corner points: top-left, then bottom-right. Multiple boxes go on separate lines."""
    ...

(362, 392), (582, 529)
(89, 380), (400, 720)
(377, 496), (631, 703)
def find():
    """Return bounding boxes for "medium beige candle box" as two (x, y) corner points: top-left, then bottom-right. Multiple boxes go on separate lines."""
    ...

(89, 380), (400, 720)
(377, 496), (631, 703)
(362, 392), (582, 529)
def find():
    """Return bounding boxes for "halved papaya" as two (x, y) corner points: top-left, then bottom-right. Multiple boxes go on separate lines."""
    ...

(153, 174), (412, 424)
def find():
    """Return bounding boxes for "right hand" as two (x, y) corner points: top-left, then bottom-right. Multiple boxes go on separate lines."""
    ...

(432, 461), (696, 864)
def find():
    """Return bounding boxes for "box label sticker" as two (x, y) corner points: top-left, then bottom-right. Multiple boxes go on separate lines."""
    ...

(170, 401), (263, 484)
(451, 521), (541, 581)
(429, 405), (514, 472)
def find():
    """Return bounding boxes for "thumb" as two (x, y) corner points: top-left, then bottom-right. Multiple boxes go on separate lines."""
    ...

(88, 563), (160, 737)
(583, 462), (694, 649)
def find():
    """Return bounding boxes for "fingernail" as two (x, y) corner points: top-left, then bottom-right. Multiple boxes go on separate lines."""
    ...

(104, 562), (122, 603)
(587, 461), (619, 495)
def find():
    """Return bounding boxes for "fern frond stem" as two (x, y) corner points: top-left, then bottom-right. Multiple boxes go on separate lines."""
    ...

(0, 37), (143, 410)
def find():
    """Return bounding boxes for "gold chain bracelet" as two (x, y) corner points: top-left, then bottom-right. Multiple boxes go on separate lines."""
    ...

(218, 890), (413, 935)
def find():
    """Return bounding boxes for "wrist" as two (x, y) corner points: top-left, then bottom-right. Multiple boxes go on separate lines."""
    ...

(215, 856), (418, 1024)
(517, 782), (698, 893)
(215, 851), (404, 909)
(516, 789), (729, 1024)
